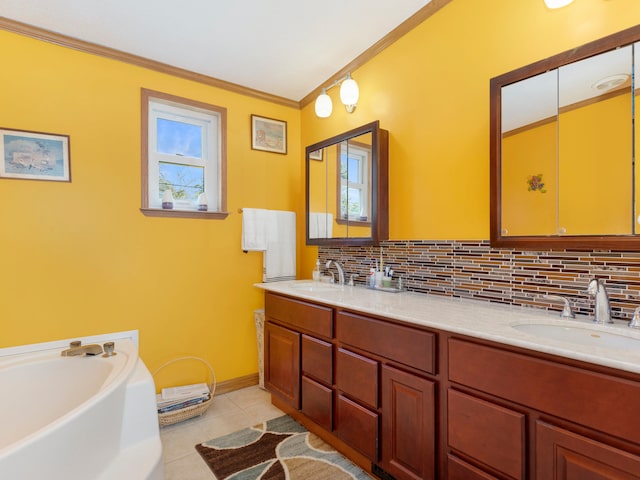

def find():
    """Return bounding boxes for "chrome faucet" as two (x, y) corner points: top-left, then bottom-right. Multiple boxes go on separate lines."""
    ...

(544, 295), (575, 318)
(587, 278), (613, 324)
(325, 260), (345, 285)
(61, 343), (104, 357)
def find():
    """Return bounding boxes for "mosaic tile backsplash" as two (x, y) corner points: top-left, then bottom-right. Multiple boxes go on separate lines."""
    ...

(318, 240), (640, 322)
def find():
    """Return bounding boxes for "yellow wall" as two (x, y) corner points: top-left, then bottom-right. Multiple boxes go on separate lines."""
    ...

(501, 92), (633, 236)
(501, 121), (557, 236)
(0, 30), (301, 388)
(300, 0), (640, 273)
(3, 0), (640, 388)
(559, 93), (632, 234)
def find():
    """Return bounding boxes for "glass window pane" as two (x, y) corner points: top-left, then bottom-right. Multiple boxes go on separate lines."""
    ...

(348, 158), (361, 182)
(159, 162), (204, 201)
(341, 186), (363, 217)
(157, 118), (203, 159)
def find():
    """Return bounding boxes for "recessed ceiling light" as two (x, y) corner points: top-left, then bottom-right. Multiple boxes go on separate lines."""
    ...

(591, 74), (630, 92)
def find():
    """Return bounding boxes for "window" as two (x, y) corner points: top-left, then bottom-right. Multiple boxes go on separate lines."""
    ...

(141, 89), (227, 218)
(338, 141), (370, 222)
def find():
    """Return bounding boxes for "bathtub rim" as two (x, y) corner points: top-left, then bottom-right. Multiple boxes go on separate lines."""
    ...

(0, 330), (140, 463)
(0, 329), (139, 358)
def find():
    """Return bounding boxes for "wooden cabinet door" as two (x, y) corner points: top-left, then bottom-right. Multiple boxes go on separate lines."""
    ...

(536, 421), (640, 479)
(264, 321), (300, 409)
(381, 365), (435, 480)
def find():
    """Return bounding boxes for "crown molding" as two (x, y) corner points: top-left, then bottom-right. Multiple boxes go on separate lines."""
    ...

(0, 16), (300, 109)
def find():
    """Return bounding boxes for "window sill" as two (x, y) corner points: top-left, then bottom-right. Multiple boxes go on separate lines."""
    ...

(336, 218), (371, 227)
(140, 208), (230, 220)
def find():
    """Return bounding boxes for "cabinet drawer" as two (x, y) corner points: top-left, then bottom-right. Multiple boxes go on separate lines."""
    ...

(336, 348), (378, 408)
(266, 292), (333, 338)
(449, 338), (640, 444)
(335, 393), (379, 461)
(302, 335), (333, 386)
(447, 455), (500, 480)
(301, 376), (333, 431)
(336, 311), (436, 374)
(448, 389), (525, 480)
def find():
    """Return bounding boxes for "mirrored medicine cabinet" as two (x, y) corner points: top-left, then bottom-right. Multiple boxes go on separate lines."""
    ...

(491, 25), (640, 250)
(305, 120), (389, 246)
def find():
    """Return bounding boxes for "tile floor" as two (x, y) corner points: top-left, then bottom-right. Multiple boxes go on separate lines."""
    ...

(160, 385), (284, 480)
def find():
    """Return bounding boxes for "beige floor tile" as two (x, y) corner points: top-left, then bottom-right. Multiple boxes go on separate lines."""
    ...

(225, 385), (271, 409)
(163, 452), (213, 480)
(161, 385), (284, 480)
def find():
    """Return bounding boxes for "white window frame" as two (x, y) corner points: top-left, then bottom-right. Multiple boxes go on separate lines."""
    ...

(338, 142), (370, 221)
(141, 89), (227, 219)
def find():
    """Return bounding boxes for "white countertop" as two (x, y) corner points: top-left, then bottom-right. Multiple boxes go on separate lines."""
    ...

(255, 280), (640, 375)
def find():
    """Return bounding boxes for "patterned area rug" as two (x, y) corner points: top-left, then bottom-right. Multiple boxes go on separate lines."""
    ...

(195, 415), (372, 480)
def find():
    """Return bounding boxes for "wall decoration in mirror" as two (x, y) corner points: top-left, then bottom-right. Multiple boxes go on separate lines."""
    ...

(491, 25), (640, 250)
(306, 121), (388, 246)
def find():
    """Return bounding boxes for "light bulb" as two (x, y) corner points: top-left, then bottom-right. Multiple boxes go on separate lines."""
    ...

(544, 0), (574, 8)
(315, 89), (332, 118)
(340, 74), (359, 113)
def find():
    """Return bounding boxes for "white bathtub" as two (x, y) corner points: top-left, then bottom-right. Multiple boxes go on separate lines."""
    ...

(0, 331), (164, 480)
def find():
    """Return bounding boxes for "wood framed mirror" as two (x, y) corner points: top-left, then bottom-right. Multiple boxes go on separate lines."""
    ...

(490, 25), (640, 250)
(305, 121), (389, 246)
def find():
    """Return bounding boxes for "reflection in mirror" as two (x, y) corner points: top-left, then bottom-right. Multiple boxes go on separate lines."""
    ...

(337, 133), (372, 239)
(308, 147), (330, 239)
(306, 121), (388, 246)
(557, 45), (633, 236)
(636, 42), (640, 233)
(501, 70), (558, 236)
(491, 25), (640, 250)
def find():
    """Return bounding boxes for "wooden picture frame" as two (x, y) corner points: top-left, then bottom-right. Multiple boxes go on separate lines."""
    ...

(0, 127), (71, 182)
(309, 148), (323, 161)
(251, 115), (287, 154)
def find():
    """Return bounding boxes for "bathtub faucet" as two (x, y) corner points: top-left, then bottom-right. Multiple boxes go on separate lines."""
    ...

(61, 343), (104, 356)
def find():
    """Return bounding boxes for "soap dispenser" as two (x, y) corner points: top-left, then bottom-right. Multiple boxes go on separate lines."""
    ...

(312, 259), (321, 281)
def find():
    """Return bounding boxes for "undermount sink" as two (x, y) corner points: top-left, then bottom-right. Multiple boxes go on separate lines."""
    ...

(512, 323), (640, 349)
(290, 282), (341, 292)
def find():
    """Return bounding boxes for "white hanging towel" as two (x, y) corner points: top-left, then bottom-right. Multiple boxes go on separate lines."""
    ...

(308, 212), (333, 239)
(241, 208), (296, 282)
(241, 208), (269, 251)
(263, 210), (296, 282)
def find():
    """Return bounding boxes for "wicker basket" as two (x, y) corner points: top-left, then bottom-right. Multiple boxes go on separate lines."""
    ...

(153, 356), (216, 427)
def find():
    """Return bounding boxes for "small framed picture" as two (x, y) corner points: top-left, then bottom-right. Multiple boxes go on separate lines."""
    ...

(251, 115), (287, 154)
(309, 149), (323, 161)
(0, 128), (71, 182)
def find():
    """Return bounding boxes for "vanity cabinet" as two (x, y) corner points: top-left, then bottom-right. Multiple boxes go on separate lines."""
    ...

(264, 293), (438, 480)
(262, 288), (640, 479)
(446, 337), (640, 480)
(335, 310), (437, 480)
(264, 292), (333, 415)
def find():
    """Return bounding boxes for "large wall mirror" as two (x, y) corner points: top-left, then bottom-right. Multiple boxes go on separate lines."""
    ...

(491, 25), (640, 250)
(306, 120), (389, 246)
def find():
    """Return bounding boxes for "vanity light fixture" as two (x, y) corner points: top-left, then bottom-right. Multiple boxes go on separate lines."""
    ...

(314, 73), (359, 118)
(544, 0), (574, 8)
(315, 88), (332, 118)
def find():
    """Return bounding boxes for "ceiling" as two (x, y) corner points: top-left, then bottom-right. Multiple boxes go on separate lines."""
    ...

(0, 0), (432, 102)
(502, 42), (638, 132)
